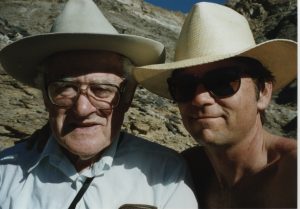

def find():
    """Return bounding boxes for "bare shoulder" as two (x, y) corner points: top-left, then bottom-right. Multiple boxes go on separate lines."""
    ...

(269, 134), (297, 174)
(267, 134), (296, 191)
(265, 132), (296, 179)
(275, 136), (297, 173)
(264, 133), (297, 208)
(267, 133), (297, 159)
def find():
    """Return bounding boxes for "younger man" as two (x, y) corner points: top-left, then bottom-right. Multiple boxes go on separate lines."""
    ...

(0, 0), (198, 208)
(134, 2), (297, 208)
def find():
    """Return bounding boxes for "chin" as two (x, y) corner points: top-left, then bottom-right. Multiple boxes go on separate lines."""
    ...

(190, 129), (224, 146)
(60, 133), (110, 156)
(68, 141), (109, 159)
(71, 148), (101, 160)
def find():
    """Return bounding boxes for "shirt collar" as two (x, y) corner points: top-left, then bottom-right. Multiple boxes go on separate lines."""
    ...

(84, 132), (121, 177)
(28, 132), (122, 179)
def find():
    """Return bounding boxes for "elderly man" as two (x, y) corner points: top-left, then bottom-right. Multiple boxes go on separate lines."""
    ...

(134, 2), (297, 209)
(0, 0), (198, 208)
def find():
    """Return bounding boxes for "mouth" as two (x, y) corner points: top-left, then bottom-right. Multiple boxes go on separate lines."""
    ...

(189, 115), (223, 125)
(73, 122), (100, 128)
(191, 115), (219, 120)
(61, 120), (104, 136)
(67, 121), (102, 132)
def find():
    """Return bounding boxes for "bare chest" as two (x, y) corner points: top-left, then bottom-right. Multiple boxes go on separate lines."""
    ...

(204, 165), (296, 208)
(206, 180), (268, 208)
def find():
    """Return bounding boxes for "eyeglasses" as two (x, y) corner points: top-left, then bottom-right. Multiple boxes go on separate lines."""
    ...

(167, 67), (243, 103)
(46, 80), (126, 110)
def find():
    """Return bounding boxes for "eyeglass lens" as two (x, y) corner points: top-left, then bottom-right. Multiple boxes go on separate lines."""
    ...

(47, 82), (122, 110)
(168, 68), (241, 102)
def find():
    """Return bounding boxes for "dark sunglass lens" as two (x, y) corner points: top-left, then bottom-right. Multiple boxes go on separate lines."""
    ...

(205, 69), (241, 98)
(168, 76), (198, 102)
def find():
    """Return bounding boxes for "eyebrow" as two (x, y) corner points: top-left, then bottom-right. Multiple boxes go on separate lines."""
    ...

(58, 78), (125, 86)
(59, 77), (76, 82)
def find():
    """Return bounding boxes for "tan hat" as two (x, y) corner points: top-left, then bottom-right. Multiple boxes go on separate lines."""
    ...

(0, 0), (165, 87)
(133, 2), (297, 99)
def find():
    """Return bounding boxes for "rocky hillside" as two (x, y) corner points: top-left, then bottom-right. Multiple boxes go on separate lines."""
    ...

(0, 0), (297, 151)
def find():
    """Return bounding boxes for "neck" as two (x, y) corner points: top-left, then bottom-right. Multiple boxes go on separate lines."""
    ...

(62, 148), (103, 172)
(204, 122), (270, 188)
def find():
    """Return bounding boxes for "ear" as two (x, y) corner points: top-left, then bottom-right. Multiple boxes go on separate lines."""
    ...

(41, 90), (51, 111)
(257, 81), (273, 111)
(122, 93), (135, 112)
(122, 82), (138, 112)
(117, 89), (136, 113)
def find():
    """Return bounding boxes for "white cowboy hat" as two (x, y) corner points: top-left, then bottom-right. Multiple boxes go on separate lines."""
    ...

(0, 0), (165, 87)
(133, 2), (297, 99)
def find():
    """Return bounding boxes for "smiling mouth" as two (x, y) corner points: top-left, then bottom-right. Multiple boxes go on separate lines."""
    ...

(72, 125), (102, 136)
(191, 115), (218, 119)
(61, 122), (102, 136)
(76, 123), (98, 127)
(67, 122), (102, 131)
(74, 122), (101, 128)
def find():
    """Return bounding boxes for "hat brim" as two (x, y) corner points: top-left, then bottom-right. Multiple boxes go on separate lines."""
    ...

(134, 39), (297, 99)
(0, 33), (165, 87)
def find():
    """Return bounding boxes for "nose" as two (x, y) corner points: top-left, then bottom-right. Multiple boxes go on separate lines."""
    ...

(72, 93), (97, 117)
(191, 84), (215, 107)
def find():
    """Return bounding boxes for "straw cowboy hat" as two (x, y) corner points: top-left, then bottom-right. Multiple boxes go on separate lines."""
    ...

(0, 0), (165, 88)
(133, 2), (297, 99)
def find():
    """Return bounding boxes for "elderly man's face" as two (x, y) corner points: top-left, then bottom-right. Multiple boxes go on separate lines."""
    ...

(174, 59), (272, 146)
(43, 51), (130, 160)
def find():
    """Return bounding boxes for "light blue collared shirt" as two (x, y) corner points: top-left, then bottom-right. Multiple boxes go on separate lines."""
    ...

(0, 132), (198, 209)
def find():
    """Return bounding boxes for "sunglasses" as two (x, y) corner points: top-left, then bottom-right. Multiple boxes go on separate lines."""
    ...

(167, 67), (243, 102)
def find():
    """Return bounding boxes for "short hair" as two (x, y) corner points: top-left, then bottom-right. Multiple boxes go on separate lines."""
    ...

(235, 56), (275, 123)
(121, 57), (138, 103)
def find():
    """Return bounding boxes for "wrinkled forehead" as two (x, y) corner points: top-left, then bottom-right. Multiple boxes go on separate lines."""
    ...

(42, 50), (125, 80)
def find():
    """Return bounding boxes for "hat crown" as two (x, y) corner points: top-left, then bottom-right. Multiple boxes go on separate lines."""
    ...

(175, 2), (256, 61)
(51, 0), (118, 34)
(0, 0), (165, 88)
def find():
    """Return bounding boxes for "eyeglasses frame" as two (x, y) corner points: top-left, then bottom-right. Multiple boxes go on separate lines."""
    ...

(45, 78), (127, 110)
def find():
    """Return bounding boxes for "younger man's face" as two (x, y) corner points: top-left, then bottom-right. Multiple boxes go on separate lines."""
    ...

(174, 58), (272, 146)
